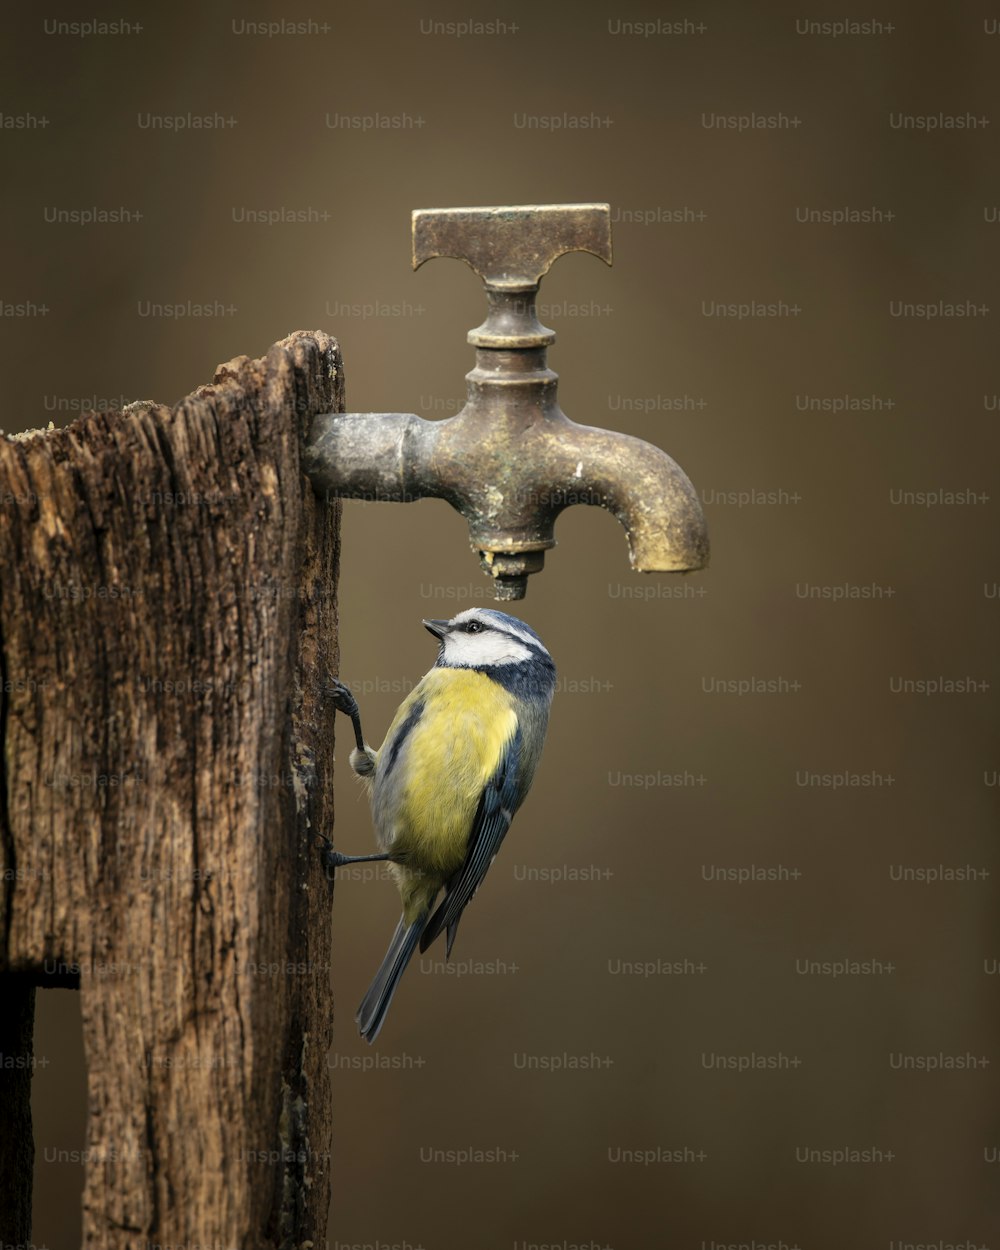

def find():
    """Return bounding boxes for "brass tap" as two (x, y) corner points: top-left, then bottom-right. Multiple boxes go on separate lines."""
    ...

(304, 203), (709, 599)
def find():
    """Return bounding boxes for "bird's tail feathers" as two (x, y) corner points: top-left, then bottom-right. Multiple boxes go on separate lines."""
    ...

(420, 880), (468, 957)
(356, 913), (428, 1043)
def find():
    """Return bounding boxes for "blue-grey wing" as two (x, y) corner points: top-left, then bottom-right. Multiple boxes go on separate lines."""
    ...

(419, 725), (523, 956)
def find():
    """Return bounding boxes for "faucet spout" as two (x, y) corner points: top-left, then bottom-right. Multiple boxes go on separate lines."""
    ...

(546, 420), (709, 575)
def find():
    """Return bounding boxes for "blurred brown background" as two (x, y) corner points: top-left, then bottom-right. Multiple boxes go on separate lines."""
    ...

(6, 1), (999, 1247)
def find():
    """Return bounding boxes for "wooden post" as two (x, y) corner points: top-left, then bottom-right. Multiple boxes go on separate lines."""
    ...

(0, 331), (342, 1248)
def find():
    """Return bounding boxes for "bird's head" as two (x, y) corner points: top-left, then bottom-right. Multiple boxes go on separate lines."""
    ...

(423, 609), (555, 696)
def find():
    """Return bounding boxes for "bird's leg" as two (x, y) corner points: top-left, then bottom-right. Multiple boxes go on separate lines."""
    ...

(315, 834), (394, 876)
(324, 678), (366, 752)
(318, 679), (390, 876)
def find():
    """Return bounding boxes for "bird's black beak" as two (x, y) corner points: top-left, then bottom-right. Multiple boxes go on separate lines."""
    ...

(423, 618), (449, 640)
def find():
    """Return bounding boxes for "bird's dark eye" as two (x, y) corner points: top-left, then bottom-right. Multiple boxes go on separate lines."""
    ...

(465, 620), (484, 633)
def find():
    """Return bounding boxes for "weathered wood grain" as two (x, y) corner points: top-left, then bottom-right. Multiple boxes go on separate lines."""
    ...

(0, 330), (343, 1248)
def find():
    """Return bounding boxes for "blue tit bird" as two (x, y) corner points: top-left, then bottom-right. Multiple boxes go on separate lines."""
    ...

(322, 608), (556, 1043)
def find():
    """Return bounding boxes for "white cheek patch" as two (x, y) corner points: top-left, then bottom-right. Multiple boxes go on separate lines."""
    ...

(444, 630), (534, 667)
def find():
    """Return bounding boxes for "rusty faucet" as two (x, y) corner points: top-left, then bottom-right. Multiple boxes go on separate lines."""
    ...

(303, 203), (709, 599)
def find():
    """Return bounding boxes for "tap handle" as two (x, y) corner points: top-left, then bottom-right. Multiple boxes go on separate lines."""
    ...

(412, 203), (612, 290)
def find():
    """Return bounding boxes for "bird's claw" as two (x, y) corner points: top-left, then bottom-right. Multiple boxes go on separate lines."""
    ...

(323, 679), (359, 718)
(315, 833), (342, 876)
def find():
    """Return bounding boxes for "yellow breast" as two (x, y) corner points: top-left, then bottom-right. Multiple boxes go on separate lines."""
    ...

(375, 668), (517, 875)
